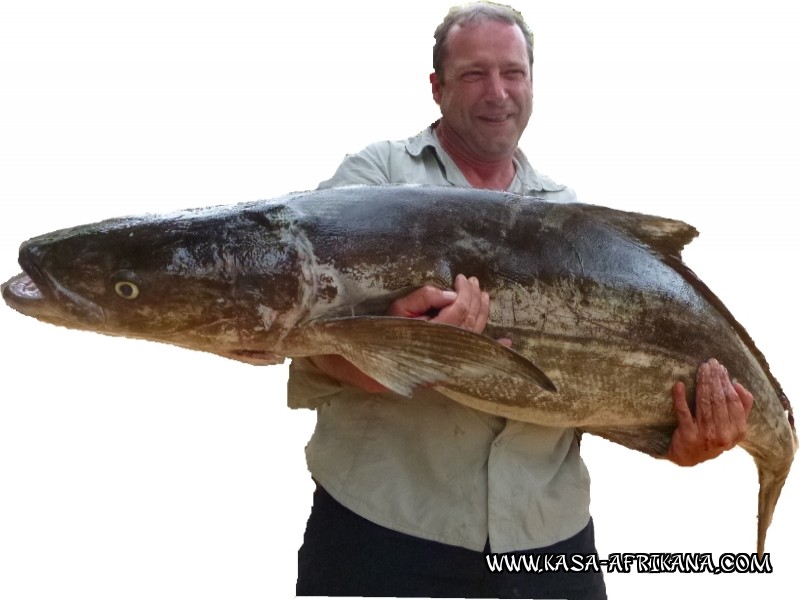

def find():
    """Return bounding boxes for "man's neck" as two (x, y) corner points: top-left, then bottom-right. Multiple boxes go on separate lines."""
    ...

(434, 122), (517, 191)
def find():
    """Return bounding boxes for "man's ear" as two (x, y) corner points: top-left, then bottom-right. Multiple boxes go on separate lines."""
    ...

(430, 72), (442, 105)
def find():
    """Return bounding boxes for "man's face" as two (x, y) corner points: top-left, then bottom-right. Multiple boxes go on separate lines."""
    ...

(431, 20), (532, 161)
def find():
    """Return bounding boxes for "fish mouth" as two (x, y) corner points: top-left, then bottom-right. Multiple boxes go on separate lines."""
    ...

(3, 272), (54, 319)
(2, 269), (105, 326)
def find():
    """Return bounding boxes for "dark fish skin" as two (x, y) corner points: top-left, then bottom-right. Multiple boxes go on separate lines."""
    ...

(2, 184), (795, 556)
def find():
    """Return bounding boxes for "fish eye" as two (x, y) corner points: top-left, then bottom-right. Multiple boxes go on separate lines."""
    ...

(114, 281), (139, 300)
(111, 270), (141, 300)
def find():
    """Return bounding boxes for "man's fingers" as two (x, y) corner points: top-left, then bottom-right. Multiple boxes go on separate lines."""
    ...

(733, 382), (754, 417)
(435, 275), (487, 333)
(388, 274), (492, 335)
(694, 362), (714, 437)
(668, 359), (752, 466)
(695, 359), (751, 450)
(434, 274), (468, 325)
(474, 289), (490, 332)
(707, 359), (731, 429)
(387, 285), (458, 318)
(718, 376), (751, 448)
(672, 381), (695, 429)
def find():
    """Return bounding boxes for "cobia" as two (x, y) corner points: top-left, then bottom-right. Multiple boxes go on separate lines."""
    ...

(2, 184), (795, 555)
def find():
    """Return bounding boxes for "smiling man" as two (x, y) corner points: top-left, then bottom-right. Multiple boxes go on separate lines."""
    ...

(290, 3), (752, 598)
(431, 16), (533, 187)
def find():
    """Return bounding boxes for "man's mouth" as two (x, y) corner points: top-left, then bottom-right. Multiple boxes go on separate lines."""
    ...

(479, 114), (512, 124)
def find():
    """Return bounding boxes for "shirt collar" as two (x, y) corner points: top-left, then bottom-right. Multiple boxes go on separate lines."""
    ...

(404, 122), (565, 194)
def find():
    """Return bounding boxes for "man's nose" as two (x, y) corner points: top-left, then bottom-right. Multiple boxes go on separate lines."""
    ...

(483, 71), (509, 102)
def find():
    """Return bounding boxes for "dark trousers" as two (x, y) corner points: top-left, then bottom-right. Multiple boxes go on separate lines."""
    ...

(297, 486), (607, 598)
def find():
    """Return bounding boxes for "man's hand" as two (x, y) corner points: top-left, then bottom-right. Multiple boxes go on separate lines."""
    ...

(388, 274), (490, 332)
(666, 358), (754, 466)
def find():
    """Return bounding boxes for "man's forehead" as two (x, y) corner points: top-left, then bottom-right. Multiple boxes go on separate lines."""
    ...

(443, 20), (529, 68)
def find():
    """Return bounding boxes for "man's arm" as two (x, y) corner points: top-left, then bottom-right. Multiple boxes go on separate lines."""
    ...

(666, 358), (754, 466)
(309, 274), (490, 392)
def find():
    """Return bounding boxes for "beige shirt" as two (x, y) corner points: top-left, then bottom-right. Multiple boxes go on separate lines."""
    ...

(288, 126), (591, 553)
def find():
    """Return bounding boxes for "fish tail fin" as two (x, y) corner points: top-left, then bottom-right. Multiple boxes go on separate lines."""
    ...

(755, 462), (792, 558)
(743, 421), (796, 557)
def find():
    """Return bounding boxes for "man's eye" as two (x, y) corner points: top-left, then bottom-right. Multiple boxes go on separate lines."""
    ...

(461, 71), (483, 81)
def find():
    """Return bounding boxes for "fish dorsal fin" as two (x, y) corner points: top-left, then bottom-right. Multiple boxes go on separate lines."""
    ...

(300, 316), (555, 397)
(577, 204), (791, 429)
(577, 203), (699, 258)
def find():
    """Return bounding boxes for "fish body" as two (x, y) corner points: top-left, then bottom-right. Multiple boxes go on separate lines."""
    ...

(2, 184), (795, 554)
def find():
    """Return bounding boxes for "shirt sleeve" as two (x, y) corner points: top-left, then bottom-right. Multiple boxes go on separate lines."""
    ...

(287, 357), (345, 410)
(317, 142), (392, 188)
(545, 185), (578, 204)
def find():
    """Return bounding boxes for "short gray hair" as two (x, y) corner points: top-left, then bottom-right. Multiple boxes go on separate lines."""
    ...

(432, 2), (534, 80)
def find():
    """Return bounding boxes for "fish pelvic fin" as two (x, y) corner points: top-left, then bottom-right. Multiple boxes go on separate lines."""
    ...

(301, 316), (556, 398)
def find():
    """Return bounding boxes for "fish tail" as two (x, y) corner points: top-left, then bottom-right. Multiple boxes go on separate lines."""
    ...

(756, 462), (791, 558)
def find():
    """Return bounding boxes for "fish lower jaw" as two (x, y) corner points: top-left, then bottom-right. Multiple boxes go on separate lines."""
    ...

(3, 272), (106, 324)
(2, 273), (43, 303)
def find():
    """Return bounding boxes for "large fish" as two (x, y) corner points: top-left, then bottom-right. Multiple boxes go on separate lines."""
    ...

(2, 184), (795, 556)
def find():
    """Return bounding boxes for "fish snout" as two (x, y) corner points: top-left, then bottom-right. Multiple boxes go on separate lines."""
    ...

(2, 272), (43, 310)
(3, 268), (105, 326)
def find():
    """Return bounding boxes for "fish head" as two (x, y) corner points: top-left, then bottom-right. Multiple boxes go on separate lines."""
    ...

(2, 203), (313, 364)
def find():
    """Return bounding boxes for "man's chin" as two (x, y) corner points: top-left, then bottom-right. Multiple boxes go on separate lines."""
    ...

(474, 136), (520, 159)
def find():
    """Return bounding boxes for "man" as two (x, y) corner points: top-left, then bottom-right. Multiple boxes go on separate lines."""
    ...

(291, 3), (753, 597)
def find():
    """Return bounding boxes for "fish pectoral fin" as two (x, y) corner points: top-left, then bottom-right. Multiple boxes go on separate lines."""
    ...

(308, 316), (555, 397)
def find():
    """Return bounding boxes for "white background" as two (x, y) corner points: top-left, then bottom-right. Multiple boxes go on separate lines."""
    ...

(1, 1), (798, 598)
